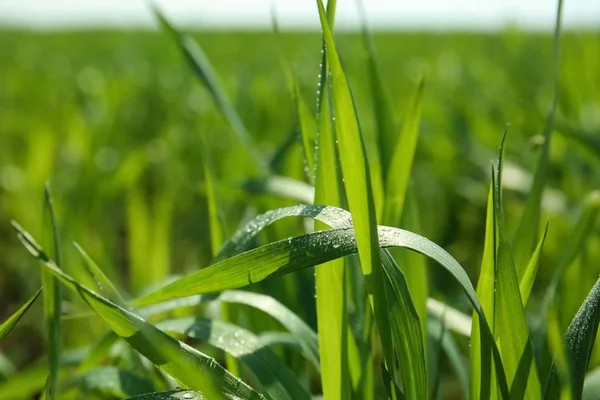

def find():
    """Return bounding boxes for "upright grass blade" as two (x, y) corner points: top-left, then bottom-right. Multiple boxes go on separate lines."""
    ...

(520, 222), (549, 306)
(315, 1), (402, 397)
(158, 317), (311, 400)
(545, 278), (600, 400)
(42, 183), (62, 400)
(12, 222), (266, 400)
(382, 79), (425, 226)
(152, 7), (266, 175)
(0, 288), (42, 343)
(470, 183), (497, 400)
(512, 0), (563, 280)
(312, 2), (354, 399)
(493, 137), (541, 398)
(131, 204), (509, 397)
(199, 135), (240, 378)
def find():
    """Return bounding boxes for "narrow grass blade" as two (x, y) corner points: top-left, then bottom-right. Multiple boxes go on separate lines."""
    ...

(158, 317), (311, 400)
(315, 0), (401, 396)
(0, 288), (42, 342)
(494, 135), (541, 398)
(520, 221), (549, 306)
(512, 0), (563, 279)
(427, 299), (471, 338)
(132, 204), (509, 396)
(382, 79), (425, 225)
(199, 134), (239, 377)
(563, 278), (600, 398)
(242, 175), (314, 205)
(313, 9), (351, 397)
(152, 7), (266, 174)
(77, 332), (120, 374)
(42, 183), (62, 400)
(12, 222), (266, 400)
(74, 242), (127, 306)
(71, 367), (154, 398)
(127, 390), (213, 400)
(470, 184), (497, 400)
(428, 318), (469, 397)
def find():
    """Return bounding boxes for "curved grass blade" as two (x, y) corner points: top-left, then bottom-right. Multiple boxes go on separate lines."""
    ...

(512, 0), (563, 280)
(134, 288), (320, 370)
(12, 221), (266, 400)
(427, 298), (471, 338)
(157, 317), (311, 400)
(0, 288), (42, 343)
(71, 366), (154, 398)
(132, 204), (509, 397)
(74, 242), (127, 306)
(152, 7), (266, 175)
(42, 183), (62, 400)
(315, 1), (402, 396)
(242, 176), (314, 205)
(127, 390), (238, 400)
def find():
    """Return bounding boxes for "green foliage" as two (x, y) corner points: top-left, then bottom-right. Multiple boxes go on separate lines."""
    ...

(4, 0), (600, 398)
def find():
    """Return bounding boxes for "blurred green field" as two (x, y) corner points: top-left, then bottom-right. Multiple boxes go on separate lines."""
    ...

(1, 25), (600, 399)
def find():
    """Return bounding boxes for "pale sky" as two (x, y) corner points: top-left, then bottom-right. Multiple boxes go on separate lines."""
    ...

(0, 0), (598, 31)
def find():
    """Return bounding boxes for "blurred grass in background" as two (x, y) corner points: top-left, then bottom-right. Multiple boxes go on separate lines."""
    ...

(1, 27), (600, 396)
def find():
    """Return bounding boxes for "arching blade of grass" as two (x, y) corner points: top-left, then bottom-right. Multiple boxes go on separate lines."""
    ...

(520, 221), (549, 306)
(152, 7), (266, 175)
(241, 176), (314, 205)
(544, 278), (600, 400)
(512, 0), (563, 280)
(42, 183), (62, 400)
(493, 135), (541, 398)
(315, 1), (403, 397)
(127, 390), (216, 400)
(12, 222), (266, 400)
(0, 288), (42, 343)
(132, 203), (509, 397)
(74, 242), (127, 306)
(157, 317), (310, 400)
(70, 366), (154, 398)
(217, 291), (320, 372)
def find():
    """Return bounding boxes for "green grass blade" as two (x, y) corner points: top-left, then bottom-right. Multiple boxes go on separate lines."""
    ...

(218, 291), (320, 372)
(546, 278), (600, 400)
(132, 203), (508, 396)
(152, 7), (266, 175)
(242, 175), (314, 205)
(512, 0), (563, 280)
(520, 221), (549, 307)
(556, 122), (600, 158)
(429, 317), (469, 397)
(12, 222), (266, 400)
(158, 317), (311, 400)
(71, 366), (154, 398)
(77, 332), (120, 374)
(126, 390), (211, 400)
(494, 136), (541, 398)
(313, 23), (351, 400)
(74, 242), (127, 306)
(0, 288), (42, 342)
(382, 79), (425, 225)
(315, 0), (401, 396)
(42, 183), (62, 400)
(470, 184), (497, 400)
